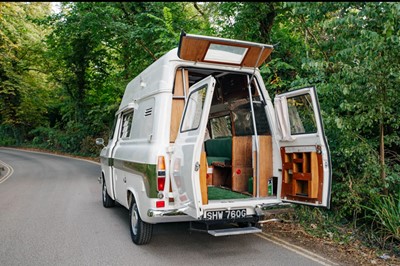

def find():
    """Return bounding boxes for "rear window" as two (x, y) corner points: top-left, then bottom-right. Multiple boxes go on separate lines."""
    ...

(210, 115), (232, 138)
(232, 102), (270, 136)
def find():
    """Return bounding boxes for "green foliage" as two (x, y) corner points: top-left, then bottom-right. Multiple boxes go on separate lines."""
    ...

(0, 3), (53, 142)
(360, 194), (400, 247)
(39, 2), (212, 143)
(28, 122), (103, 156)
(0, 125), (17, 146)
(294, 205), (356, 244)
(284, 2), (400, 248)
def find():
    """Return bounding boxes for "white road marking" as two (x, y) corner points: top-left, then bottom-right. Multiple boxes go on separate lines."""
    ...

(256, 232), (340, 266)
(0, 159), (14, 184)
(0, 147), (100, 165)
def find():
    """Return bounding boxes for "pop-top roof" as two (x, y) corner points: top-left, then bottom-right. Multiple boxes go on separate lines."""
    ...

(177, 31), (274, 68)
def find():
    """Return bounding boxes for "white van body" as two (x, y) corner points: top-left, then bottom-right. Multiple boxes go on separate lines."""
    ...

(98, 32), (332, 245)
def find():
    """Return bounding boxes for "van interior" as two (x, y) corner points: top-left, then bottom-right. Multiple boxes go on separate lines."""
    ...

(170, 67), (279, 204)
(170, 66), (323, 206)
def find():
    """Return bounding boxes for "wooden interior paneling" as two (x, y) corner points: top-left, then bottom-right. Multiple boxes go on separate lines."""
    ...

(212, 167), (230, 187)
(310, 152), (319, 198)
(232, 136), (252, 167)
(200, 151), (208, 205)
(242, 47), (273, 68)
(178, 35), (273, 68)
(232, 167), (253, 192)
(253, 136), (273, 197)
(280, 146), (323, 203)
(232, 136), (253, 192)
(179, 38), (210, 62)
(170, 69), (188, 143)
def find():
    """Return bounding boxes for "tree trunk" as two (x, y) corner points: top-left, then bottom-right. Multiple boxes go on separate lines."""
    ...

(379, 121), (387, 195)
(259, 3), (277, 43)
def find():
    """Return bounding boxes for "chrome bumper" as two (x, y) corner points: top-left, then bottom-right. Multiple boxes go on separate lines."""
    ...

(147, 205), (189, 218)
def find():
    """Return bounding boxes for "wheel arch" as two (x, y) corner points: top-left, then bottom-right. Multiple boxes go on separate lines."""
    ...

(126, 188), (141, 211)
(127, 189), (134, 208)
(126, 187), (152, 223)
(102, 171), (114, 200)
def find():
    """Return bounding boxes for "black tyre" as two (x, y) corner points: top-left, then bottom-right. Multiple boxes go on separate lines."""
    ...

(129, 199), (153, 245)
(102, 178), (115, 208)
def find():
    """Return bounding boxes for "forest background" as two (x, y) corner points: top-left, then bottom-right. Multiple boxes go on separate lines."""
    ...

(0, 2), (399, 254)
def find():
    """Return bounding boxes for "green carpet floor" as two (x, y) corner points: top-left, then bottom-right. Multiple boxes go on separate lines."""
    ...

(208, 186), (252, 200)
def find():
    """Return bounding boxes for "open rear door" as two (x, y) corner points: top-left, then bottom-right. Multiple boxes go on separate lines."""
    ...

(274, 87), (332, 208)
(170, 76), (216, 218)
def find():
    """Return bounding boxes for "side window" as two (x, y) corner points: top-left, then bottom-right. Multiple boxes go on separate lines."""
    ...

(109, 116), (118, 141)
(120, 110), (134, 139)
(287, 94), (317, 135)
(181, 84), (207, 132)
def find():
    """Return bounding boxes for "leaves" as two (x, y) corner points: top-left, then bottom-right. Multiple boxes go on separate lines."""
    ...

(0, 3), (53, 138)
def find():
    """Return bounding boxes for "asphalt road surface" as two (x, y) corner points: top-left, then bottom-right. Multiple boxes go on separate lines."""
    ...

(0, 148), (335, 266)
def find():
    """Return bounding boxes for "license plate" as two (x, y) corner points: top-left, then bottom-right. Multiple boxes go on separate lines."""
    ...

(204, 209), (247, 220)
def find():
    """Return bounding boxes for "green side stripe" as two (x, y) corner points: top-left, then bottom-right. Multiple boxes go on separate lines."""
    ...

(101, 157), (157, 198)
(124, 161), (157, 198)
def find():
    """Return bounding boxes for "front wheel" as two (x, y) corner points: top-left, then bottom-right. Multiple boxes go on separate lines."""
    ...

(102, 178), (115, 208)
(129, 199), (153, 245)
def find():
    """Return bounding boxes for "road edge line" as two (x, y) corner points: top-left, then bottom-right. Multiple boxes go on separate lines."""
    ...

(256, 232), (339, 266)
(0, 147), (100, 165)
(0, 159), (14, 184)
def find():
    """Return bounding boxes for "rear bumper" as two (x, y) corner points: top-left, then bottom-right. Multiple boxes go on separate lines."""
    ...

(147, 205), (189, 218)
(146, 202), (291, 220)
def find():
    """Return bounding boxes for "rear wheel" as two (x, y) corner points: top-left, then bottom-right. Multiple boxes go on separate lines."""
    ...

(129, 199), (153, 245)
(102, 178), (115, 208)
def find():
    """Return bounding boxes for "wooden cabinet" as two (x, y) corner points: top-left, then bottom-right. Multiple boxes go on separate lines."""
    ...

(231, 135), (272, 197)
(231, 136), (252, 193)
(281, 146), (323, 203)
(252, 135), (273, 197)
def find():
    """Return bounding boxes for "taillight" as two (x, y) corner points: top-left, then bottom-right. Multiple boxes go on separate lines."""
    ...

(157, 177), (165, 191)
(156, 201), (165, 208)
(157, 156), (166, 191)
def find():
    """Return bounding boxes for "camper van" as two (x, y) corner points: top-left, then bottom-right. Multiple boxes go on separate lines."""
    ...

(96, 32), (332, 245)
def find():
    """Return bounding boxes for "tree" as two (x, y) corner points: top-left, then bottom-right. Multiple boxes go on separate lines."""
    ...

(0, 2), (53, 144)
(42, 2), (212, 153)
(283, 2), (400, 216)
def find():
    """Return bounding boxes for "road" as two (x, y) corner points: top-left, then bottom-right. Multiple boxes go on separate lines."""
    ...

(0, 148), (336, 266)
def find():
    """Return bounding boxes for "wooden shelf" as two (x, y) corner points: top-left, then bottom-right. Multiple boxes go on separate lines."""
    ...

(280, 147), (321, 201)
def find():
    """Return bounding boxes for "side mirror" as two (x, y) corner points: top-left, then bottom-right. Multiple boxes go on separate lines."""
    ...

(96, 138), (105, 147)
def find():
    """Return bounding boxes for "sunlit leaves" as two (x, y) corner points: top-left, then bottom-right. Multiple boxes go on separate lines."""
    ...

(0, 2), (53, 140)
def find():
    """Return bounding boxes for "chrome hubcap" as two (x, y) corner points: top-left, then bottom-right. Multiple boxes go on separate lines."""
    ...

(102, 182), (106, 202)
(131, 203), (138, 235)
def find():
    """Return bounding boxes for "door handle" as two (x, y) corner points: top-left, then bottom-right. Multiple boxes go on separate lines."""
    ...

(123, 177), (127, 183)
(194, 162), (200, 172)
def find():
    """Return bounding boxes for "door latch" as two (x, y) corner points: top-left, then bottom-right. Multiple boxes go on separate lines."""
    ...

(194, 162), (200, 171)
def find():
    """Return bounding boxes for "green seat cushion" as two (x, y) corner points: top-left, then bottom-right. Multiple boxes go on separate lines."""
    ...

(205, 137), (232, 163)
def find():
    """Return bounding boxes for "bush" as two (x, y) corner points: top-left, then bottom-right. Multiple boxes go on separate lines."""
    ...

(360, 194), (400, 247)
(80, 135), (103, 156)
(0, 125), (18, 146)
